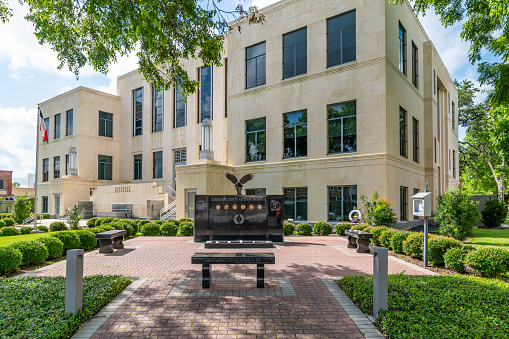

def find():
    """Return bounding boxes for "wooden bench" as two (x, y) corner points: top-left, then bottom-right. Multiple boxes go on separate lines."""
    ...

(95, 230), (127, 253)
(191, 253), (275, 288)
(345, 230), (373, 253)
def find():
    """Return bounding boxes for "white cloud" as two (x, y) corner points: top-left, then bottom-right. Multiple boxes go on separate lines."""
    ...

(0, 107), (37, 186)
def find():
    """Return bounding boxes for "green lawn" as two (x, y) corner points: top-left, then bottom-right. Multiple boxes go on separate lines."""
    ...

(337, 274), (509, 339)
(0, 233), (51, 247)
(471, 228), (509, 248)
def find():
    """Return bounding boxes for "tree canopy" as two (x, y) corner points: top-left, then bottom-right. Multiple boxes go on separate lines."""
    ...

(0, 0), (263, 95)
(397, 0), (509, 106)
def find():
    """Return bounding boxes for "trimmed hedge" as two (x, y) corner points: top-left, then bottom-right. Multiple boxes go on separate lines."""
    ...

(1, 227), (20, 237)
(153, 220), (165, 225)
(141, 222), (160, 236)
(86, 218), (99, 228)
(481, 199), (508, 229)
(3, 218), (14, 227)
(313, 222), (332, 236)
(390, 231), (411, 254)
(10, 240), (49, 266)
(444, 247), (472, 273)
(0, 221), (5, 229)
(370, 226), (389, 245)
(466, 247), (509, 277)
(403, 232), (424, 259)
(350, 224), (370, 231)
(86, 227), (106, 234)
(296, 223), (313, 236)
(179, 221), (194, 236)
(137, 220), (150, 229)
(100, 217), (114, 225)
(334, 222), (351, 236)
(74, 230), (97, 250)
(427, 236), (463, 266)
(283, 222), (295, 236)
(0, 247), (22, 275)
(160, 222), (178, 236)
(49, 221), (67, 232)
(179, 218), (193, 223)
(379, 229), (398, 249)
(20, 227), (32, 235)
(38, 236), (64, 259)
(49, 231), (80, 252)
(37, 225), (49, 233)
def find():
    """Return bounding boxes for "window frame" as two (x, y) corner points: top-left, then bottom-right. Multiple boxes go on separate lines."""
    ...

(452, 101), (456, 131)
(283, 187), (308, 221)
(224, 58), (228, 117)
(133, 87), (143, 136)
(398, 22), (407, 75)
(0, 180), (3, 190)
(99, 111), (113, 138)
(152, 87), (164, 133)
(66, 109), (73, 136)
(400, 186), (408, 221)
(399, 107), (407, 158)
(54, 114), (61, 139)
(245, 42), (266, 89)
(134, 154), (142, 180)
(42, 158), (49, 182)
(173, 85), (187, 128)
(327, 100), (357, 155)
(326, 10), (356, 68)
(65, 154), (69, 175)
(53, 156), (60, 179)
(453, 150), (456, 179)
(153, 151), (163, 179)
(282, 27), (307, 80)
(328, 185), (358, 222)
(198, 66), (213, 122)
(283, 110), (307, 159)
(246, 117), (267, 163)
(413, 117), (419, 163)
(98, 155), (113, 181)
(412, 41), (418, 88)
(42, 196), (48, 214)
(44, 118), (49, 141)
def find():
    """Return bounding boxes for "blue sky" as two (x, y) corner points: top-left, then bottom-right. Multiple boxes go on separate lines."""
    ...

(0, 0), (484, 185)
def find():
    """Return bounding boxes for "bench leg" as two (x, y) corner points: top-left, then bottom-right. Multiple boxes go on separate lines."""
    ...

(202, 264), (210, 288)
(347, 235), (357, 248)
(98, 239), (113, 253)
(112, 236), (124, 249)
(356, 238), (371, 253)
(257, 264), (264, 288)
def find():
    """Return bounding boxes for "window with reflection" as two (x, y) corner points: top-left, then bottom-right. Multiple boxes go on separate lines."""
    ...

(133, 88), (143, 136)
(53, 156), (60, 179)
(327, 10), (356, 67)
(283, 110), (307, 158)
(245, 188), (266, 196)
(174, 85), (186, 128)
(54, 114), (61, 139)
(246, 118), (266, 162)
(152, 87), (163, 132)
(399, 23), (407, 75)
(328, 185), (357, 221)
(283, 28), (307, 79)
(284, 187), (308, 220)
(134, 154), (142, 180)
(99, 111), (113, 138)
(98, 155), (112, 180)
(400, 107), (407, 158)
(198, 66), (212, 122)
(153, 151), (163, 179)
(66, 109), (73, 136)
(42, 158), (49, 182)
(328, 101), (356, 154)
(246, 42), (266, 89)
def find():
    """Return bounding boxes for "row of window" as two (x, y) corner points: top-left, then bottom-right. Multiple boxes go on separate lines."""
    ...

(43, 109), (73, 142)
(42, 155), (71, 181)
(399, 107), (420, 162)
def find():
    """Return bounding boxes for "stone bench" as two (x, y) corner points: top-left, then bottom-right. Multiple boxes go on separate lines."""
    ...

(191, 253), (275, 288)
(345, 230), (373, 253)
(96, 230), (127, 253)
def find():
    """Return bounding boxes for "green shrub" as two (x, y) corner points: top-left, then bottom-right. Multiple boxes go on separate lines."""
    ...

(100, 217), (114, 225)
(313, 221), (332, 236)
(0, 247), (22, 275)
(435, 186), (480, 240)
(110, 221), (126, 230)
(179, 218), (193, 223)
(141, 222), (160, 236)
(11, 195), (32, 224)
(0, 220), (5, 229)
(154, 220), (165, 225)
(403, 232), (424, 259)
(334, 223), (351, 236)
(390, 231), (411, 254)
(160, 222), (178, 236)
(379, 229), (398, 249)
(42, 213), (50, 219)
(86, 227), (105, 234)
(49, 221), (67, 232)
(74, 230), (97, 250)
(3, 218), (14, 226)
(94, 218), (103, 227)
(1, 227), (20, 236)
(38, 236), (64, 259)
(125, 225), (135, 238)
(481, 199), (508, 229)
(179, 221), (194, 236)
(99, 225), (114, 231)
(20, 226), (32, 235)
(37, 225), (49, 232)
(444, 247), (473, 273)
(360, 191), (397, 226)
(49, 231), (80, 252)
(283, 222), (295, 236)
(350, 223), (370, 231)
(466, 247), (509, 277)
(137, 219), (150, 229)
(370, 226), (389, 245)
(296, 223), (313, 236)
(10, 240), (49, 266)
(363, 226), (375, 233)
(427, 236), (463, 266)
(66, 205), (82, 230)
(136, 232), (143, 237)
(86, 218), (98, 228)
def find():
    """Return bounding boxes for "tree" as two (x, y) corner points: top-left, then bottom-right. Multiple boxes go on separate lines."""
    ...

(0, 0), (263, 96)
(11, 182), (20, 187)
(11, 194), (32, 224)
(360, 191), (397, 226)
(66, 205), (82, 230)
(397, 0), (509, 106)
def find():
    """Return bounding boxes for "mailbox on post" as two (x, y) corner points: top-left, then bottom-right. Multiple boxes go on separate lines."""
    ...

(412, 192), (432, 217)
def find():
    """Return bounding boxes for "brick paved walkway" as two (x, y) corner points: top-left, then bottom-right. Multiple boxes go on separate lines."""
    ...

(35, 236), (431, 338)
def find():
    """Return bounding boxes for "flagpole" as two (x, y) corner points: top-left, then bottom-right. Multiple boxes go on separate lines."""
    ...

(34, 107), (40, 229)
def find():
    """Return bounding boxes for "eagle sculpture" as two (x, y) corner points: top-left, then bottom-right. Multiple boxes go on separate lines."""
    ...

(225, 172), (254, 195)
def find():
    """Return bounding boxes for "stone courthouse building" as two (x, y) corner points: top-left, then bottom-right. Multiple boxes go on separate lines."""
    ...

(36, 0), (459, 222)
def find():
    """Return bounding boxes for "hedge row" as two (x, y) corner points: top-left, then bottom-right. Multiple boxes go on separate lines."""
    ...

(139, 219), (194, 236)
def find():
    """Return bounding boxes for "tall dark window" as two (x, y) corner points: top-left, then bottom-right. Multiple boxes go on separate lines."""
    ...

(328, 185), (357, 222)
(0, 180), (3, 189)
(134, 154), (142, 180)
(153, 151), (163, 179)
(66, 109), (73, 136)
(433, 69), (436, 94)
(328, 100), (356, 154)
(400, 186), (408, 221)
(225, 58), (228, 117)
(99, 111), (113, 138)
(198, 66), (212, 122)
(434, 137), (437, 163)
(54, 114), (61, 139)
(65, 154), (69, 175)
(412, 42), (418, 88)
(453, 150), (456, 179)
(98, 155), (112, 180)
(398, 23), (407, 75)
(152, 87), (163, 132)
(284, 187), (308, 221)
(327, 10), (356, 67)
(133, 88), (143, 136)
(246, 188), (266, 196)
(399, 107), (407, 157)
(42, 158), (49, 182)
(452, 102), (455, 131)
(246, 118), (266, 162)
(413, 118), (419, 163)
(437, 89), (440, 141)
(283, 110), (307, 158)
(44, 118), (49, 141)
(283, 27), (307, 79)
(42, 196), (48, 214)
(246, 42), (266, 89)
(174, 85), (186, 128)
(53, 156), (60, 179)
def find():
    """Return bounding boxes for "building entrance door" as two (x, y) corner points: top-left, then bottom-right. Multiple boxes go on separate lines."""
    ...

(185, 189), (197, 219)
(55, 194), (60, 216)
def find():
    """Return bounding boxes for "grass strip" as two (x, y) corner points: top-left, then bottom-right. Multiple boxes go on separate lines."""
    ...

(0, 275), (131, 338)
(471, 228), (509, 249)
(337, 274), (509, 339)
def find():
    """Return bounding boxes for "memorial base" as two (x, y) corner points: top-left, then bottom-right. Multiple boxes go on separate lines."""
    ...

(204, 240), (274, 249)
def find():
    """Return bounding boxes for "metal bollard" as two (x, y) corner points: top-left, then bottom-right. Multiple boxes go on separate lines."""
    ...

(65, 249), (84, 314)
(372, 247), (388, 317)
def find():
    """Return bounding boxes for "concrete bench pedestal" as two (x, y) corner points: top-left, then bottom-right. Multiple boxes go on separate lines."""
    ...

(96, 230), (127, 254)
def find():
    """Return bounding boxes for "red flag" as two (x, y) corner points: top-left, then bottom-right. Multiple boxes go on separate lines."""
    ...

(39, 109), (48, 143)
